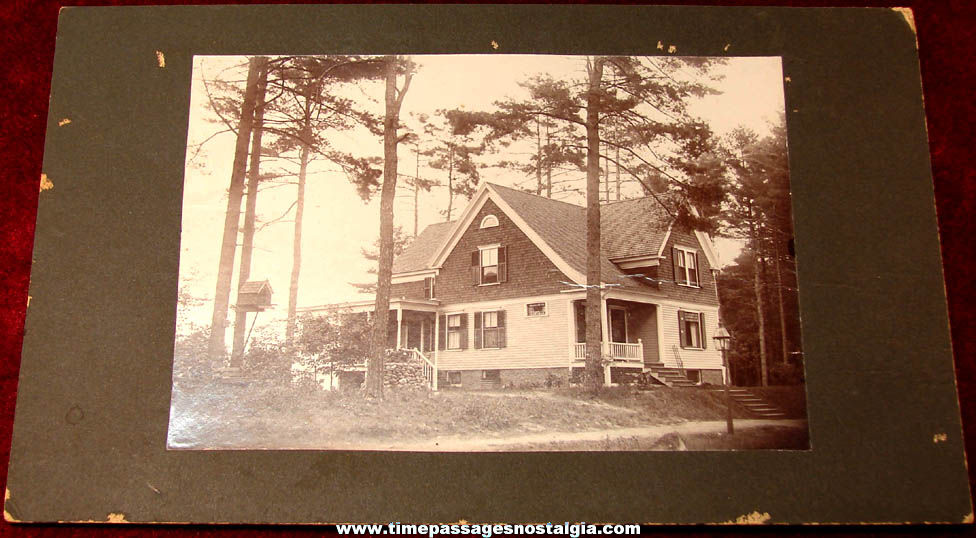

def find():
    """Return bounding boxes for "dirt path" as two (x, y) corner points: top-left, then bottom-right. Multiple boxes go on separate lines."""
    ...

(361, 419), (808, 452)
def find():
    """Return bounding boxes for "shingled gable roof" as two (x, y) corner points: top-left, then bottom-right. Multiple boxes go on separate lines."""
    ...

(392, 182), (700, 289)
(391, 220), (454, 274)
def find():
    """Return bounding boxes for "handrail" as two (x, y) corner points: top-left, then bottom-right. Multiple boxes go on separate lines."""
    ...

(572, 342), (643, 363)
(410, 348), (438, 391)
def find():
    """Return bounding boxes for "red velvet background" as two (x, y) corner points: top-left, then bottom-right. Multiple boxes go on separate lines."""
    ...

(0, 1), (972, 535)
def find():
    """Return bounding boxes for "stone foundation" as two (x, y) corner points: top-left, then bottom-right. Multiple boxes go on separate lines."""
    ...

(383, 360), (428, 391)
(438, 367), (569, 390)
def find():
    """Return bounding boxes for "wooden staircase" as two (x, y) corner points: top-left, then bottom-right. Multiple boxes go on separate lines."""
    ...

(643, 363), (698, 387)
(725, 388), (787, 419)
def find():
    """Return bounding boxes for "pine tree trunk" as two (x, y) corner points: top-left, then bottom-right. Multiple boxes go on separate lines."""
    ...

(230, 59), (269, 367)
(284, 143), (310, 347)
(446, 145), (454, 221)
(615, 144), (621, 201)
(545, 122), (553, 198)
(414, 143), (420, 237)
(750, 214), (769, 387)
(207, 56), (263, 362)
(285, 79), (317, 348)
(584, 57), (605, 391)
(775, 239), (789, 364)
(367, 55), (409, 399)
(535, 116), (543, 195)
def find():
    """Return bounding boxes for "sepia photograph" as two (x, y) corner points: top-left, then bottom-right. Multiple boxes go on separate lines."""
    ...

(168, 53), (808, 451)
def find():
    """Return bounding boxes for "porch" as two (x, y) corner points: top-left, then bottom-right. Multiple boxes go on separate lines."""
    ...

(298, 298), (440, 389)
(571, 341), (644, 366)
(568, 296), (660, 368)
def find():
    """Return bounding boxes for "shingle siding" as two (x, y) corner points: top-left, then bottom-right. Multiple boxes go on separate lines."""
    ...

(390, 279), (427, 300)
(435, 199), (573, 304)
(660, 227), (720, 306)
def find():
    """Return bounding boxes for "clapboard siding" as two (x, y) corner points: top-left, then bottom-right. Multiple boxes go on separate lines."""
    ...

(658, 303), (723, 370)
(436, 296), (570, 371)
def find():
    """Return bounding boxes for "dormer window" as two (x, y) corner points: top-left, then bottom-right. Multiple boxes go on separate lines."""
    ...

(673, 246), (700, 287)
(480, 215), (499, 229)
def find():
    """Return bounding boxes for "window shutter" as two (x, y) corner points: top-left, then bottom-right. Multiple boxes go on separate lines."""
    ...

(498, 246), (508, 283)
(459, 313), (469, 349)
(474, 312), (483, 349)
(672, 247), (680, 285)
(438, 315), (446, 350)
(700, 312), (707, 349)
(423, 278), (431, 300)
(497, 310), (507, 348)
(678, 311), (687, 348)
(471, 251), (481, 285)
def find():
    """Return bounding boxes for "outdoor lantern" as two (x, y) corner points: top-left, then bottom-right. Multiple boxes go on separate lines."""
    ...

(713, 325), (732, 352)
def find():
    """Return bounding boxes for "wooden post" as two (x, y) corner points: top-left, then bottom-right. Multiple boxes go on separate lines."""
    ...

(420, 318), (426, 353)
(724, 347), (734, 435)
(395, 306), (403, 350)
(433, 313), (439, 361)
(600, 293), (611, 386)
(566, 298), (576, 367)
(433, 313), (440, 390)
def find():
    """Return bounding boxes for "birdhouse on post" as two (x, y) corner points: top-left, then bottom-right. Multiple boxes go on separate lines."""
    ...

(236, 279), (273, 312)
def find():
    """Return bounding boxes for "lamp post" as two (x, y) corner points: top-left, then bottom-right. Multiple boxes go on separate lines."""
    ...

(713, 326), (734, 435)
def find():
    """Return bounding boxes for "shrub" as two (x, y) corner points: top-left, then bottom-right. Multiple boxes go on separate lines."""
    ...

(544, 373), (564, 388)
(243, 340), (295, 382)
(769, 359), (804, 385)
(173, 324), (217, 383)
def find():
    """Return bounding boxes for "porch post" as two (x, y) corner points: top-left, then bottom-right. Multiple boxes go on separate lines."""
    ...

(655, 303), (665, 365)
(599, 293), (610, 355)
(420, 318), (426, 352)
(434, 313), (439, 363)
(600, 292), (611, 385)
(567, 298), (576, 368)
(395, 306), (403, 350)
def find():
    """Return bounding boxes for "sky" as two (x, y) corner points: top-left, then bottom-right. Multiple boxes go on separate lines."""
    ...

(177, 54), (786, 338)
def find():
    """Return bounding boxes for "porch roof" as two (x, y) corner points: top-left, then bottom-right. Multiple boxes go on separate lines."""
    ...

(297, 297), (440, 315)
(561, 285), (666, 304)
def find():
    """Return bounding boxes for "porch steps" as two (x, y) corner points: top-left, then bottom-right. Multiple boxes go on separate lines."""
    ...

(643, 363), (698, 388)
(724, 388), (787, 419)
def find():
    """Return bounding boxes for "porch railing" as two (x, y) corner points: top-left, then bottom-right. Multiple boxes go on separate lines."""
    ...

(410, 348), (438, 390)
(572, 340), (643, 363)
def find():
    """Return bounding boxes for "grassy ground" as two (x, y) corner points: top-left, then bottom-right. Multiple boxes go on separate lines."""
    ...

(567, 385), (756, 420)
(168, 381), (807, 450)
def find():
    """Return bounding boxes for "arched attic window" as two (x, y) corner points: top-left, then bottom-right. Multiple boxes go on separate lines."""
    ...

(480, 215), (499, 229)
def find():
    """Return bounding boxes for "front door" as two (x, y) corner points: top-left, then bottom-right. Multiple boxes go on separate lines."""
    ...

(609, 306), (628, 343)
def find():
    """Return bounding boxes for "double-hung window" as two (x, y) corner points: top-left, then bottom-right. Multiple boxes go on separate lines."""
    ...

(423, 276), (435, 300)
(678, 310), (706, 350)
(482, 311), (500, 348)
(447, 314), (463, 350)
(474, 310), (507, 349)
(472, 245), (508, 285)
(673, 247), (700, 287)
(481, 247), (499, 284)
